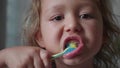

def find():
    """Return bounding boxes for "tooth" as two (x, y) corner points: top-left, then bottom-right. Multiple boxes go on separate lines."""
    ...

(63, 41), (77, 54)
(69, 41), (77, 48)
(65, 40), (78, 50)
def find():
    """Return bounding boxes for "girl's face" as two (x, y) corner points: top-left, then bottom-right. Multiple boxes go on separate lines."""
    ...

(39, 0), (103, 66)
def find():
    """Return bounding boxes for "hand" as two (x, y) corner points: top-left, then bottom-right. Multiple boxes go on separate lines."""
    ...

(0, 46), (52, 68)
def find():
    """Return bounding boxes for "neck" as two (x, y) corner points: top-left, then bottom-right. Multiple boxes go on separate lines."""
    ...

(55, 58), (94, 68)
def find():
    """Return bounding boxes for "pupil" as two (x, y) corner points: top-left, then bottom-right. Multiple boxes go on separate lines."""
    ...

(82, 14), (89, 18)
(55, 16), (62, 20)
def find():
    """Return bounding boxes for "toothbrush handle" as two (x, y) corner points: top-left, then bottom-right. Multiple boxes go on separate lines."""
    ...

(51, 47), (71, 59)
(52, 52), (64, 59)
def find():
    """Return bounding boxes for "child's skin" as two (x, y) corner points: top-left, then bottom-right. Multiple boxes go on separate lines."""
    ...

(0, 46), (52, 68)
(0, 0), (104, 68)
(39, 0), (103, 68)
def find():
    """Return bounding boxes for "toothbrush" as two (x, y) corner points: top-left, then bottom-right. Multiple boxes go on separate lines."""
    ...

(52, 42), (77, 59)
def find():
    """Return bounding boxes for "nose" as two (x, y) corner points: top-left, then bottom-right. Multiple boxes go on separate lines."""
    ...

(64, 16), (82, 33)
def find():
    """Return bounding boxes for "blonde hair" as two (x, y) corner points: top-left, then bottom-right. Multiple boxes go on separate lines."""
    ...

(23, 0), (120, 68)
(23, 0), (41, 46)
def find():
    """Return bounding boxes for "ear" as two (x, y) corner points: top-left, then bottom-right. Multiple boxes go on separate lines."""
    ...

(35, 31), (45, 48)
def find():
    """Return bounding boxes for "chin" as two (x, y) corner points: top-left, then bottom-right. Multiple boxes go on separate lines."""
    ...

(62, 58), (82, 66)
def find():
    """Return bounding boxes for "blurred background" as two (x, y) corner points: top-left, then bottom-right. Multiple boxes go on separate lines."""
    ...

(0, 0), (120, 67)
(0, 0), (31, 49)
(0, 0), (120, 49)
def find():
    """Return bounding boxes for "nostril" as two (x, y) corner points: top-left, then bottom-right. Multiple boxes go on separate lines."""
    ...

(64, 22), (82, 33)
(66, 29), (71, 32)
(75, 28), (81, 32)
(65, 27), (81, 32)
(65, 27), (81, 33)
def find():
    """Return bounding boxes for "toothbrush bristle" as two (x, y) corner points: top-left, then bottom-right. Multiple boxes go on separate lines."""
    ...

(64, 42), (77, 54)
(52, 42), (77, 59)
(70, 42), (77, 48)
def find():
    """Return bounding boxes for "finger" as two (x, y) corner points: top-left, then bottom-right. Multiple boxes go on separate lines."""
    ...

(9, 62), (27, 68)
(40, 49), (52, 68)
(33, 52), (44, 68)
(27, 58), (34, 68)
(27, 64), (34, 68)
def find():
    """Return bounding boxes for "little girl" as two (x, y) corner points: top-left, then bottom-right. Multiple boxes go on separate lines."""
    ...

(0, 0), (120, 68)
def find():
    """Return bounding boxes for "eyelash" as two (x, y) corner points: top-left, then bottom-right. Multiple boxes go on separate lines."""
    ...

(79, 14), (94, 19)
(51, 15), (64, 22)
(50, 13), (94, 22)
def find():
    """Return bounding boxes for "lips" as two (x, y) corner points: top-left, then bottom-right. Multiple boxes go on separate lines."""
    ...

(63, 36), (84, 59)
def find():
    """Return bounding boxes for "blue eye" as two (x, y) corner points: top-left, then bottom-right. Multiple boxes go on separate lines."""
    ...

(79, 14), (94, 19)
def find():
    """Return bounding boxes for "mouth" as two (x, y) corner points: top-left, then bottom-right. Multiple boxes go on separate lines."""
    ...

(63, 36), (84, 59)
(64, 39), (79, 50)
(64, 36), (81, 50)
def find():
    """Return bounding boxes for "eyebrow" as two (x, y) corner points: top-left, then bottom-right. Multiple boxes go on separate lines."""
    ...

(43, 2), (98, 16)
(45, 5), (65, 13)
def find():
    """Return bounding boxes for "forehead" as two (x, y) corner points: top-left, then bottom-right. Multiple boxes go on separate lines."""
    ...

(41, 0), (98, 9)
(41, 0), (97, 7)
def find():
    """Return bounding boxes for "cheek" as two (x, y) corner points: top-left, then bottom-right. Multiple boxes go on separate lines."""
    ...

(40, 23), (62, 54)
(81, 21), (103, 58)
(41, 21), (56, 41)
(83, 21), (103, 49)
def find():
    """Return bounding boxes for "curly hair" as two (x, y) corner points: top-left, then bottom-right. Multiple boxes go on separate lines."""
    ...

(23, 0), (120, 68)
(94, 0), (120, 68)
